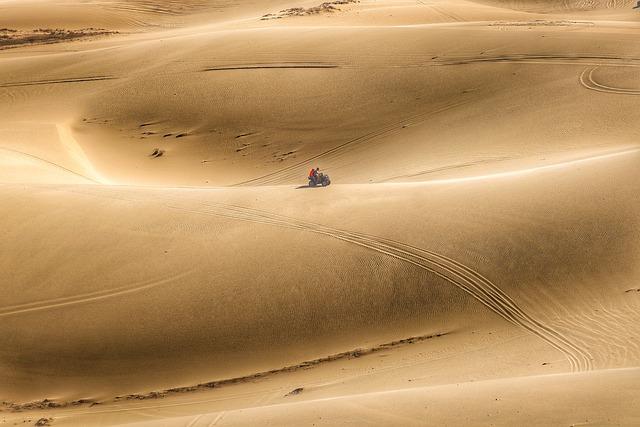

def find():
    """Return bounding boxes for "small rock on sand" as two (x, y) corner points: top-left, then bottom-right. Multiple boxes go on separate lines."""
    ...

(285, 387), (304, 396)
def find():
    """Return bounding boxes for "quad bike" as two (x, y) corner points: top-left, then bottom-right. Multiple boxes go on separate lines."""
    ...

(308, 172), (331, 187)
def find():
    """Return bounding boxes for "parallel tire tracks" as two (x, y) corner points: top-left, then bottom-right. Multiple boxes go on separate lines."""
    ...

(166, 201), (593, 372)
(0, 270), (193, 318)
(233, 99), (469, 187)
(231, 54), (639, 187)
(580, 66), (640, 95)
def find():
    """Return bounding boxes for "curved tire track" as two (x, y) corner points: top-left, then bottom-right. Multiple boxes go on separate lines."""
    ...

(166, 201), (593, 372)
(580, 66), (640, 95)
(0, 270), (193, 318)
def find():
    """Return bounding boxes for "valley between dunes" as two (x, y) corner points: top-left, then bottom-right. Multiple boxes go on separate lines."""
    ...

(1, 0), (639, 425)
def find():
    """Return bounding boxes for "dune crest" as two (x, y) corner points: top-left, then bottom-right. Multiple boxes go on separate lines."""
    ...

(1, 0), (639, 425)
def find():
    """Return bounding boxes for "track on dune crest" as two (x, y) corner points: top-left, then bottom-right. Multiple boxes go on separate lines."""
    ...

(165, 200), (593, 372)
(233, 99), (470, 187)
(231, 53), (639, 188)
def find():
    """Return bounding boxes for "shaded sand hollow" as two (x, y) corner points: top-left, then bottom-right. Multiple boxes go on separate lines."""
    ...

(0, 0), (639, 425)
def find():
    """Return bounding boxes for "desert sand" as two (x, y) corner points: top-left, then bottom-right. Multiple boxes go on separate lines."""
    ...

(0, 0), (639, 425)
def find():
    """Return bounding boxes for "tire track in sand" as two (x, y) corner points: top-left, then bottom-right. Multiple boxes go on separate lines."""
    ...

(435, 53), (640, 67)
(415, 0), (463, 22)
(0, 270), (193, 318)
(580, 66), (640, 95)
(0, 76), (117, 88)
(0, 125), (109, 184)
(166, 201), (592, 372)
(186, 414), (204, 427)
(0, 146), (99, 184)
(233, 99), (470, 187)
(56, 124), (112, 184)
(202, 63), (339, 72)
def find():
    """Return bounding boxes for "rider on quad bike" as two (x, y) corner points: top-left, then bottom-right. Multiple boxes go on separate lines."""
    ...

(308, 167), (330, 187)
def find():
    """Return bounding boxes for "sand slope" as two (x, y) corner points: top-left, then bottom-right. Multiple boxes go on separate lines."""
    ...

(1, 0), (639, 425)
(119, 368), (640, 427)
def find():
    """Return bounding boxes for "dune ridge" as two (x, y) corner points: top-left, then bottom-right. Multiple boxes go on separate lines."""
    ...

(1, 0), (639, 425)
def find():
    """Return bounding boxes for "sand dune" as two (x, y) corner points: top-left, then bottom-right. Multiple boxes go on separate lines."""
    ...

(119, 368), (640, 426)
(1, 0), (639, 425)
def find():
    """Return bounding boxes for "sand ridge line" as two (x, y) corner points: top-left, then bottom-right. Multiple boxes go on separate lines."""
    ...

(0, 124), (106, 186)
(487, 20), (596, 27)
(100, 368), (640, 425)
(375, 147), (640, 184)
(163, 201), (592, 372)
(375, 156), (514, 183)
(0, 270), (194, 318)
(1, 332), (446, 411)
(201, 63), (340, 71)
(233, 98), (471, 186)
(434, 53), (640, 67)
(579, 66), (640, 95)
(55, 124), (113, 185)
(22, 385), (283, 417)
(111, 333), (447, 400)
(375, 147), (640, 186)
(0, 146), (99, 184)
(0, 76), (117, 88)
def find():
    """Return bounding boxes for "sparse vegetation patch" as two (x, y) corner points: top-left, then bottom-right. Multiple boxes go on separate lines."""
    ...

(0, 28), (118, 49)
(261, 0), (358, 20)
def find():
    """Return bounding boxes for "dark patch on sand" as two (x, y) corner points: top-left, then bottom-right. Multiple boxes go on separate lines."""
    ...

(0, 28), (118, 49)
(285, 387), (304, 396)
(149, 148), (164, 158)
(2, 398), (96, 413)
(114, 332), (447, 401)
(261, 0), (358, 20)
(3, 332), (447, 411)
